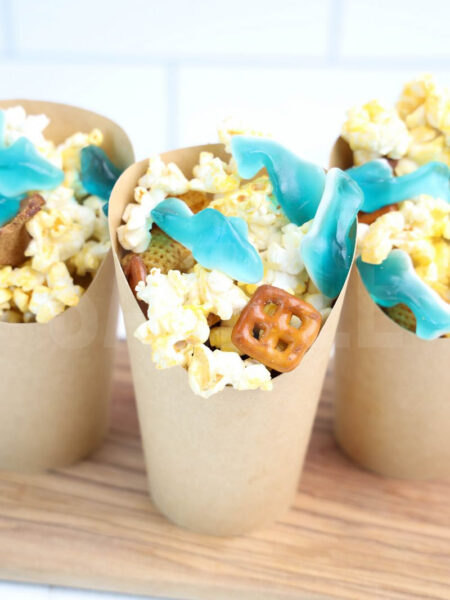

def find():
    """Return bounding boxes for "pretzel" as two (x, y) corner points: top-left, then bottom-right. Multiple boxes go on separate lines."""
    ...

(358, 203), (399, 225)
(231, 285), (322, 372)
(0, 194), (44, 267)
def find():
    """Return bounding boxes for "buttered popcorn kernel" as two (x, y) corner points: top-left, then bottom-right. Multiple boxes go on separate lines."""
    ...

(342, 100), (410, 165)
(218, 117), (272, 154)
(341, 77), (450, 318)
(0, 107), (113, 323)
(188, 344), (272, 399)
(359, 196), (450, 302)
(342, 75), (450, 172)
(190, 151), (241, 194)
(121, 130), (334, 397)
(2, 106), (53, 160)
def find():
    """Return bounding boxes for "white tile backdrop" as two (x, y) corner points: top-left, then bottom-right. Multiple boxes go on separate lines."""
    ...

(1, 0), (449, 165)
(0, 1), (449, 597)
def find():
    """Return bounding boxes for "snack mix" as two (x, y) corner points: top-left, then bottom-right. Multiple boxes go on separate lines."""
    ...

(341, 75), (450, 339)
(118, 122), (362, 397)
(0, 106), (121, 324)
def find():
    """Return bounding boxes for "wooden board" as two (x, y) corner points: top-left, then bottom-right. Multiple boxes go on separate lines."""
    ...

(0, 342), (449, 600)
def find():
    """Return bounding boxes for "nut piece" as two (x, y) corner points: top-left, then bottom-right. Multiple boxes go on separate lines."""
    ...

(123, 254), (147, 294)
(231, 284), (322, 372)
(122, 253), (148, 315)
(0, 194), (45, 267)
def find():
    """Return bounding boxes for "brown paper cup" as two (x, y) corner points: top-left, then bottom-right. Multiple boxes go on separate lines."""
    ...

(109, 144), (351, 535)
(0, 100), (134, 472)
(330, 137), (450, 480)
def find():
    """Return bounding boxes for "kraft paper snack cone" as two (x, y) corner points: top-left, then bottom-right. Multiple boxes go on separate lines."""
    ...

(330, 138), (450, 480)
(109, 144), (351, 536)
(0, 100), (134, 472)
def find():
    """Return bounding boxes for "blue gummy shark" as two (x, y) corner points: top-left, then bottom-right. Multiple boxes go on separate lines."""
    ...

(348, 160), (450, 212)
(302, 168), (363, 299)
(0, 136), (64, 197)
(231, 136), (326, 226)
(80, 145), (122, 215)
(357, 250), (450, 340)
(151, 197), (264, 283)
(0, 110), (5, 149)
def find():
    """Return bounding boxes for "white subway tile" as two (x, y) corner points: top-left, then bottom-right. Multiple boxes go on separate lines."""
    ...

(340, 0), (450, 59)
(177, 67), (450, 167)
(13, 0), (331, 59)
(0, 62), (167, 160)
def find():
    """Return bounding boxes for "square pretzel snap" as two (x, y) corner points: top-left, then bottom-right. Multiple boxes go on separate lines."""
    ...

(231, 285), (322, 372)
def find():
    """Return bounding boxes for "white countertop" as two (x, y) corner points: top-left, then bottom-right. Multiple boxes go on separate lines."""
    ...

(0, 582), (166, 599)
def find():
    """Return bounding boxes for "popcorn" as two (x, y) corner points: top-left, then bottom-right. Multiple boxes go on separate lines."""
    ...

(218, 117), (271, 154)
(262, 223), (309, 294)
(25, 186), (96, 272)
(2, 106), (54, 159)
(187, 265), (249, 321)
(397, 75), (450, 144)
(0, 287), (12, 311)
(118, 202), (153, 253)
(188, 344), (272, 399)
(343, 75), (450, 173)
(28, 262), (83, 323)
(57, 129), (103, 198)
(137, 155), (190, 195)
(0, 106), (113, 323)
(360, 211), (406, 264)
(13, 288), (29, 313)
(134, 266), (248, 369)
(117, 156), (190, 253)
(0, 260), (83, 323)
(210, 176), (287, 251)
(123, 141), (334, 395)
(68, 196), (110, 276)
(342, 100), (410, 165)
(359, 196), (450, 302)
(343, 78), (450, 317)
(190, 151), (240, 193)
(134, 268), (210, 368)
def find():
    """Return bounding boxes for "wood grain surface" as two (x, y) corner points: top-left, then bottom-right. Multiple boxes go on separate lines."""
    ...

(0, 342), (448, 600)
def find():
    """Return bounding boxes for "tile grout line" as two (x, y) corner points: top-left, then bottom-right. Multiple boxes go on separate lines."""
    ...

(1, 51), (449, 70)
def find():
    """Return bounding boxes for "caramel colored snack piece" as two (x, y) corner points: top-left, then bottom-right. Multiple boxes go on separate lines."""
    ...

(207, 312), (221, 327)
(0, 194), (45, 267)
(232, 285), (322, 372)
(358, 203), (399, 225)
(177, 190), (210, 214)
